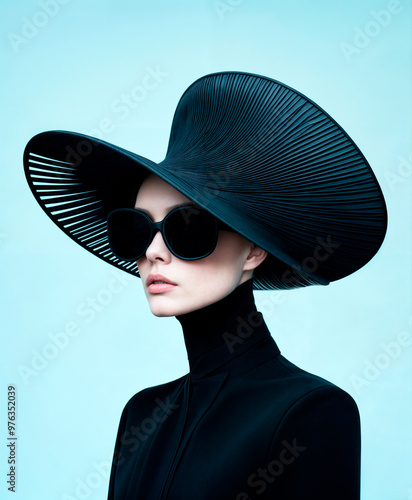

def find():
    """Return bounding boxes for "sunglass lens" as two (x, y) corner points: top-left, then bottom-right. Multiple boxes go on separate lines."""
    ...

(107, 210), (151, 260)
(165, 207), (217, 259)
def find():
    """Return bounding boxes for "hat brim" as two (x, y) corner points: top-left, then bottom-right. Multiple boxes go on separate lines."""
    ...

(23, 72), (387, 290)
(24, 130), (316, 290)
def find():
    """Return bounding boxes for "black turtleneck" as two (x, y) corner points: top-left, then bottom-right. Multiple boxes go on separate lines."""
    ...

(108, 278), (361, 500)
(176, 278), (275, 378)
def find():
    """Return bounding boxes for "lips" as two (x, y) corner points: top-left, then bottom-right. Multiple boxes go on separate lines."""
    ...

(146, 273), (177, 287)
(146, 273), (177, 295)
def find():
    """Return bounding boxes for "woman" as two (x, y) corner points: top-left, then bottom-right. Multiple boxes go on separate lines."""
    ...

(23, 72), (387, 499)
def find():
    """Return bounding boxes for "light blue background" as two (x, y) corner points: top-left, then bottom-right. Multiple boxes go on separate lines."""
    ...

(1, 1), (411, 499)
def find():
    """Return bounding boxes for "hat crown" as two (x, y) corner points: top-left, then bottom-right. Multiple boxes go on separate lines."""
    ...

(166, 73), (352, 176)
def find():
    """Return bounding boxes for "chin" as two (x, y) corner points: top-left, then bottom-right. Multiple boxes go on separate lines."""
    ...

(147, 298), (184, 317)
(148, 297), (208, 317)
(144, 283), (242, 317)
(150, 308), (174, 318)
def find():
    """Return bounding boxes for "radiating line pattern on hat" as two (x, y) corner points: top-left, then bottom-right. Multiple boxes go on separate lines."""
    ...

(25, 151), (139, 275)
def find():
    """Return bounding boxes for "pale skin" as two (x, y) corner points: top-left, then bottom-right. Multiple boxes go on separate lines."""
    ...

(135, 174), (268, 317)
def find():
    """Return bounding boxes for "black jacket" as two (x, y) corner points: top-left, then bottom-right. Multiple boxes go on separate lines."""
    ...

(108, 280), (360, 499)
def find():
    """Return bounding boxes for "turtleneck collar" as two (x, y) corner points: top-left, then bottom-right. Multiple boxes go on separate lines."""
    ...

(176, 279), (278, 378)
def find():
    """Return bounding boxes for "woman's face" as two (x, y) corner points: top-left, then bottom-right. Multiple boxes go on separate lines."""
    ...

(134, 174), (267, 317)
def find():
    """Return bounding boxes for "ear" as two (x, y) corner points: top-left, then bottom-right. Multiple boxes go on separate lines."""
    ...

(243, 244), (268, 271)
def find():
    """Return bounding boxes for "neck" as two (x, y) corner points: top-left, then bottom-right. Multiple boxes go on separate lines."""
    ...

(176, 279), (273, 377)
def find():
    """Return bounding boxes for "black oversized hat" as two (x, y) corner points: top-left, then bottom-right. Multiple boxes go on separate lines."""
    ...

(23, 71), (387, 290)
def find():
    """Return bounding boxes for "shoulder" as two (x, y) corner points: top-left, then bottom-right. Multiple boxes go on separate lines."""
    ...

(267, 355), (360, 465)
(263, 353), (359, 421)
(261, 358), (361, 498)
(119, 374), (188, 423)
(254, 352), (361, 450)
(274, 381), (360, 438)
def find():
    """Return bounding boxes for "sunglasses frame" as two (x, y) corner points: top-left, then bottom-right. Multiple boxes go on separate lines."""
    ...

(107, 204), (225, 262)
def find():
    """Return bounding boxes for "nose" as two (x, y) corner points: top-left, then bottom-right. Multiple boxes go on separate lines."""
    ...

(144, 230), (172, 264)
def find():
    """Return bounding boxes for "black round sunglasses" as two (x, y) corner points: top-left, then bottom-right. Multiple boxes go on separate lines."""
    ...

(107, 205), (234, 261)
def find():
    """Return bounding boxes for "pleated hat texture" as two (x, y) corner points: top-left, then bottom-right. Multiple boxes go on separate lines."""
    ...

(23, 71), (387, 290)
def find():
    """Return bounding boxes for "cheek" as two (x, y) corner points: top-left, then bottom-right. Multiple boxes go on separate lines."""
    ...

(186, 244), (247, 290)
(172, 265), (237, 313)
(211, 234), (250, 270)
